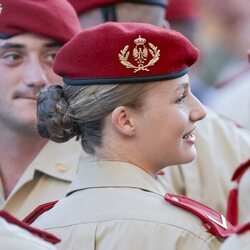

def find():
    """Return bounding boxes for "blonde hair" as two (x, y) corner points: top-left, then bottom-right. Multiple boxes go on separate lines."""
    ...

(37, 83), (153, 154)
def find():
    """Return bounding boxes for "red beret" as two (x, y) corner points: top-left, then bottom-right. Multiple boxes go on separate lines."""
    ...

(53, 22), (199, 85)
(0, 0), (81, 44)
(68, 0), (167, 15)
(166, 0), (200, 21)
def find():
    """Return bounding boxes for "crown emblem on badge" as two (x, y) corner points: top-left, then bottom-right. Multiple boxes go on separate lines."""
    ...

(118, 35), (160, 73)
(0, 4), (3, 14)
(134, 35), (146, 46)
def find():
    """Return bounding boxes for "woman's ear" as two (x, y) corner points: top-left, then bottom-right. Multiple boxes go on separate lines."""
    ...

(111, 106), (136, 136)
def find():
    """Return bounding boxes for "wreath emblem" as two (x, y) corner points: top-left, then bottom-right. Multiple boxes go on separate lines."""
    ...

(118, 35), (160, 73)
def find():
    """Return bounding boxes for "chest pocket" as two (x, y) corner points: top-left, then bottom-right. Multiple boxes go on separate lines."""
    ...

(73, 223), (97, 250)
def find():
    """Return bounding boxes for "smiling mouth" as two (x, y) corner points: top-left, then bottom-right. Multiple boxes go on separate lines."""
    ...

(183, 128), (196, 139)
(23, 97), (36, 100)
(183, 132), (195, 140)
(15, 96), (37, 101)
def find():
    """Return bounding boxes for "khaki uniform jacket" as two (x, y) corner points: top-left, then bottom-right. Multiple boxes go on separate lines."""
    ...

(208, 70), (250, 130)
(220, 231), (250, 250)
(238, 169), (250, 224)
(0, 217), (55, 250)
(32, 160), (222, 250)
(0, 139), (86, 219)
(158, 109), (250, 215)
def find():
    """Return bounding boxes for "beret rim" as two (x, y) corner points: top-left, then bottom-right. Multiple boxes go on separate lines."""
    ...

(0, 33), (12, 39)
(63, 68), (189, 86)
(126, 0), (167, 8)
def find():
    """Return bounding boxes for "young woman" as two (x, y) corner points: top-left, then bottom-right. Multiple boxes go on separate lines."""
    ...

(30, 22), (231, 249)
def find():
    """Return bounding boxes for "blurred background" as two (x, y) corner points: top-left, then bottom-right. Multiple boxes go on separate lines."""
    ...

(166, 0), (250, 128)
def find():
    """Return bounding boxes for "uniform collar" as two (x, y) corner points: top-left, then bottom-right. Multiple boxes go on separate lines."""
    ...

(9, 139), (83, 199)
(67, 160), (167, 197)
(31, 139), (82, 181)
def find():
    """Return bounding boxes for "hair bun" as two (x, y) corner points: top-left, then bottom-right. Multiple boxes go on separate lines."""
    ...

(37, 85), (77, 142)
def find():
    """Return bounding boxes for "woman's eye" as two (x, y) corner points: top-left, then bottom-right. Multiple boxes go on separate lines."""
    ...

(176, 94), (186, 104)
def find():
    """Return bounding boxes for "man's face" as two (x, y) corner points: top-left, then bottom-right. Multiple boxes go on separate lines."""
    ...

(0, 33), (63, 134)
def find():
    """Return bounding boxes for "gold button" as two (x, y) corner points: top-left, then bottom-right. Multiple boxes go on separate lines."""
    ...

(56, 163), (68, 173)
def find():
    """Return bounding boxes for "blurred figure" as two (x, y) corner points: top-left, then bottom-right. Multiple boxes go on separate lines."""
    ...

(206, 52), (250, 129)
(0, 0), (84, 219)
(166, 0), (200, 41)
(68, 0), (169, 28)
(165, 0), (210, 102)
(198, 0), (250, 129)
(221, 159), (250, 250)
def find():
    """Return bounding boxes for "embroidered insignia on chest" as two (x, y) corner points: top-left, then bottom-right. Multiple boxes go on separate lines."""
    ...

(0, 4), (3, 14)
(118, 35), (160, 73)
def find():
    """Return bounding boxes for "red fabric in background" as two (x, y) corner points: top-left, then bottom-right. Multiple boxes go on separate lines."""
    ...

(0, 0), (81, 44)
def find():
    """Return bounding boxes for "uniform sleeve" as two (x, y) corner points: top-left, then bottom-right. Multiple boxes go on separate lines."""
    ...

(0, 218), (56, 250)
(220, 233), (250, 250)
(239, 169), (250, 224)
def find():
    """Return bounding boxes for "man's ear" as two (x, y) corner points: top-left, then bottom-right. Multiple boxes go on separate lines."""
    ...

(111, 106), (136, 136)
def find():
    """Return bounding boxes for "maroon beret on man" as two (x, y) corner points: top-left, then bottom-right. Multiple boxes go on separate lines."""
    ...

(166, 0), (200, 21)
(53, 22), (199, 85)
(0, 0), (81, 44)
(68, 0), (167, 15)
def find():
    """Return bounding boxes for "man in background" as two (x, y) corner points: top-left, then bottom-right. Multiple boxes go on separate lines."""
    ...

(0, 0), (86, 219)
(68, 0), (169, 29)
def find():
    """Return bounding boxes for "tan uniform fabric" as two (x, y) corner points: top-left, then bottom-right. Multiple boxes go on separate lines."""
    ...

(158, 108), (250, 215)
(32, 160), (222, 250)
(0, 139), (86, 219)
(238, 168), (250, 224)
(220, 231), (250, 250)
(208, 70), (250, 130)
(0, 217), (55, 250)
(221, 168), (250, 249)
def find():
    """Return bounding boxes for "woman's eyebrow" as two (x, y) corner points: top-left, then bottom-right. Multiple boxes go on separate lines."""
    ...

(173, 82), (189, 92)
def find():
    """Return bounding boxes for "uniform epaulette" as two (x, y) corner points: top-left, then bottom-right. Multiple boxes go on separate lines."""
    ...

(23, 200), (58, 225)
(165, 193), (235, 238)
(0, 210), (60, 244)
(226, 159), (250, 225)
